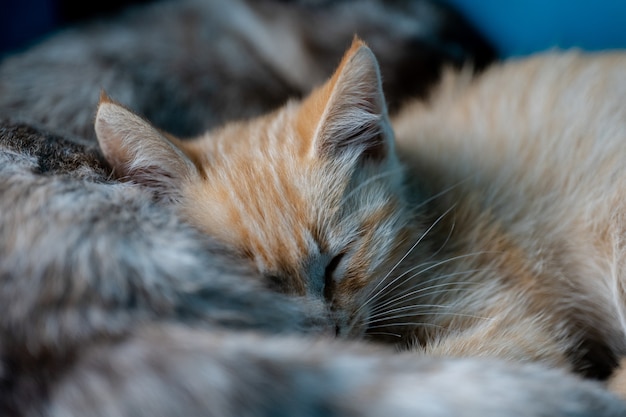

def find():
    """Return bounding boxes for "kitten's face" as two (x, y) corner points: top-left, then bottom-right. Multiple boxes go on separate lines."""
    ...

(96, 40), (415, 338)
(181, 107), (411, 336)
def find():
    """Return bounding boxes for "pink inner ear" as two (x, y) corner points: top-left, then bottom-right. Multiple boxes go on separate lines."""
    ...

(95, 104), (132, 173)
(94, 100), (198, 202)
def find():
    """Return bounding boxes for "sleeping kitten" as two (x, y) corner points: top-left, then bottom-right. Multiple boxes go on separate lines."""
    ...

(4, 123), (622, 416)
(0, 0), (495, 141)
(95, 38), (626, 398)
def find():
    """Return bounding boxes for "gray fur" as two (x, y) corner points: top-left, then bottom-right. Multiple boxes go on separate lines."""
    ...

(45, 328), (626, 417)
(0, 116), (623, 417)
(0, 0), (495, 141)
(0, 122), (331, 353)
(0, 120), (331, 415)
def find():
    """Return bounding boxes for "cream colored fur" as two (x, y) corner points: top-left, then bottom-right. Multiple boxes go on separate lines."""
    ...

(387, 52), (626, 395)
(393, 52), (626, 366)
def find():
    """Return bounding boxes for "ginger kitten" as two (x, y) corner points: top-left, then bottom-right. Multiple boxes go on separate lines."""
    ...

(95, 39), (626, 390)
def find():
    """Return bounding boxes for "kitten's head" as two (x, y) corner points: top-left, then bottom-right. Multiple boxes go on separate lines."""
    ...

(96, 40), (417, 338)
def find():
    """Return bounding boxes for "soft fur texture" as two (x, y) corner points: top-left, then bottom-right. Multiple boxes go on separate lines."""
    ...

(3, 1), (625, 415)
(0, 0), (494, 141)
(4, 124), (621, 416)
(96, 39), (626, 413)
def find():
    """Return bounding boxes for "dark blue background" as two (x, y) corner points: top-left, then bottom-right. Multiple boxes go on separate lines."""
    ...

(444, 0), (626, 57)
(0, 0), (151, 55)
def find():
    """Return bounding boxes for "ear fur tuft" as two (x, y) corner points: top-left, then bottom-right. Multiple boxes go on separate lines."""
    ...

(95, 97), (197, 201)
(98, 89), (113, 105)
(300, 38), (393, 162)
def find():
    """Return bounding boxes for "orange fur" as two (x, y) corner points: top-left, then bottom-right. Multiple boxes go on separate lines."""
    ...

(96, 40), (626, 389)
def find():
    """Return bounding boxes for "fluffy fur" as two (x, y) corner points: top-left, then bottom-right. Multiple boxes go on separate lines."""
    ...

(96, 40), (626, 413)
(0, 0), (494, 141)
(4, 124), (622, 416)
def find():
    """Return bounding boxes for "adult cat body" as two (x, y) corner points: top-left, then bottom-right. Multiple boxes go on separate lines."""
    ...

(392, 53), (626, 379)
(96, 39), (626, 406)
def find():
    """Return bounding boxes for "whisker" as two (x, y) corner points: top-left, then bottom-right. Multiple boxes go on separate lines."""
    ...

(391, 252), (496, 292)
(370, 283), (474, 317)
(367, 255), (496, 315)
(368, 303), (451, 321)
(355, 204), (458, 314)
(369, 267), (491, 315)
(425, 312), (493, 321)
(413, 176), (475, 211)
(369, 290), (474, 318)
(428, 218), (455, 261)
(365, 331), (403, 338)
(370, 283), (484, 317)
(366, 322), (445, 330)
(364, 312), (427, 325)
(365, 311), (493, 326)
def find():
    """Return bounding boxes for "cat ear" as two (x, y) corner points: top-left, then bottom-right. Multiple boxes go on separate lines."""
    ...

(95, 92), (198, 201)
(300, 38), (392, 162)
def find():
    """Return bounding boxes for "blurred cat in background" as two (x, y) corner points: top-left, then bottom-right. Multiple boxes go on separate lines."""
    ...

(0, 0), (495, 141)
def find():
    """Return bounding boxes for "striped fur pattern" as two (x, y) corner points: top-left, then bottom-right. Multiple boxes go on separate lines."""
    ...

(97, 39), (626, 409)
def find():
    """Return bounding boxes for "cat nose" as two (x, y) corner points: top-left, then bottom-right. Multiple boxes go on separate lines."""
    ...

(332, 311), (360, 339)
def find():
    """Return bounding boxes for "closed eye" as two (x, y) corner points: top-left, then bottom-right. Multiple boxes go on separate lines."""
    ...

(265, 274), (287, 293)
(324, 253), (345, 302)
